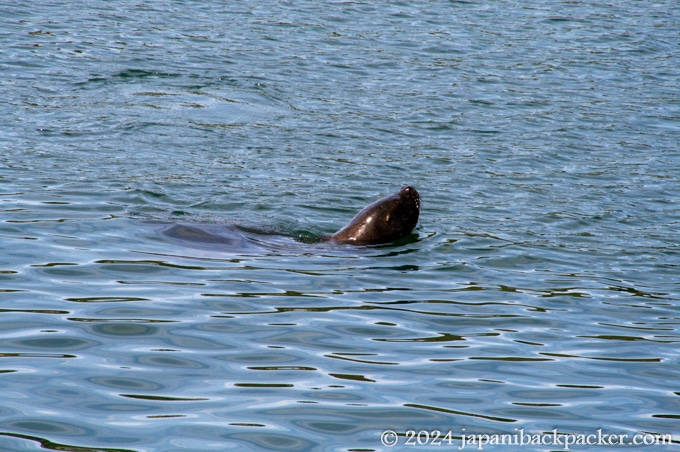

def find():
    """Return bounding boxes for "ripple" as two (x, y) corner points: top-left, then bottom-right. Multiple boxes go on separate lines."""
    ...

(5, 336), (97, 351)
(228, 432), (315, 451)
(0, 352), (77, 359)
(4, 420), (88, 437)
(120, 394), (209, 402)
(0, 432), (134, 452)
(86, 376), (164, 391)
(134, 354), (209, 370)
(89, 323), (159, 337)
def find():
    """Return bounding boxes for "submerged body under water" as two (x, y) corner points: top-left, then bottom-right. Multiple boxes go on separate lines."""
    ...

(158, 222), (318, 253)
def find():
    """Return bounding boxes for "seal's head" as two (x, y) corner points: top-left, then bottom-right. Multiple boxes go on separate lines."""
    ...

(329, 186), (420, 245)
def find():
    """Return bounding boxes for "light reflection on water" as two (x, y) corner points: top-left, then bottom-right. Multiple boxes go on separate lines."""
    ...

(1, 208), (678, 450)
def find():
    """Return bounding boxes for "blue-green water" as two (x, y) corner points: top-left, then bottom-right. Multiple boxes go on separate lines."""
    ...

(1, 1), (679, 451)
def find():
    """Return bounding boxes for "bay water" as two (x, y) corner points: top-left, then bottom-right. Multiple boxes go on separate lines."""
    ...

(1, 1), (679, 450)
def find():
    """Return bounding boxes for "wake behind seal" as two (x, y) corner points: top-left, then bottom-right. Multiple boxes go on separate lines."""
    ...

(328, 186), (420, 245)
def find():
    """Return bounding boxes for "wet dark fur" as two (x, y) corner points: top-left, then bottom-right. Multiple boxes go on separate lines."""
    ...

(329, 186), (420, 245)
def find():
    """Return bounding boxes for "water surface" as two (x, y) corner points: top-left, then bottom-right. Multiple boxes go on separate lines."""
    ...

(1, 1), (679, 450)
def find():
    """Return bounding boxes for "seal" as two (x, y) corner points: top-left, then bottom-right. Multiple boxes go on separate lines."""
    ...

(158, 186), (421, 251)
(328, 186), (420, 245)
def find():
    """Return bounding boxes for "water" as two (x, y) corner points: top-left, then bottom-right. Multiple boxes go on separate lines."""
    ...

(1, 1), (679, 450)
